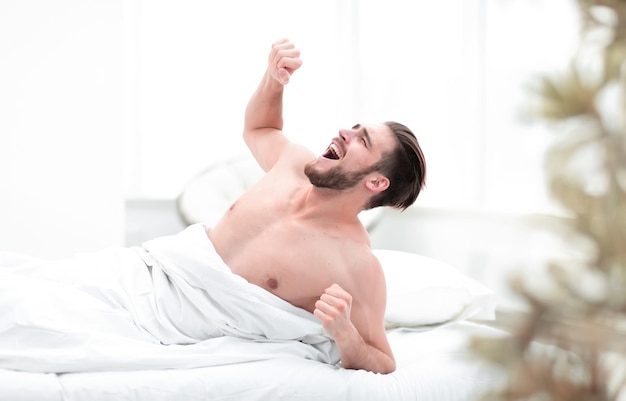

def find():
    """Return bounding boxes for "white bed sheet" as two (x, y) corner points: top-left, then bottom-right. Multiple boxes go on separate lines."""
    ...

(0, 321), (506, 401)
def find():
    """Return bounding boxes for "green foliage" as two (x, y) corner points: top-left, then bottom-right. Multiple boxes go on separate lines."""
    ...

(473, 1), (626, 399)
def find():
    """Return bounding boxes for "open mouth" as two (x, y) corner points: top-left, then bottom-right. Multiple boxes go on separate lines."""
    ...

(322, 143), (343, 160)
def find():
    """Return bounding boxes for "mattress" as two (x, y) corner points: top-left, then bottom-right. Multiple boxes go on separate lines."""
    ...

(0, 321), (506, 401)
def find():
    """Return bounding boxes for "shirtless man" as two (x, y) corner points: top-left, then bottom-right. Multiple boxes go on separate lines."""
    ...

(208, 39), (426, 374)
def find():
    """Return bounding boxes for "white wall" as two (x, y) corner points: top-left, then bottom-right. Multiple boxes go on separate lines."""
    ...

(123, 0), (490, 202)
(0, 0), (581, 263)
(125, 0), (348, 198)
(124, 0), (578, 215)
(0, 0), (125, 259)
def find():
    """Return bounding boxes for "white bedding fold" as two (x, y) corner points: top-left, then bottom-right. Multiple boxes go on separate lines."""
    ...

(0, 224), (339, 373)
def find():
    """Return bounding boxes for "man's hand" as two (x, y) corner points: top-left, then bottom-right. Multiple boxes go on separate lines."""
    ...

(268, 39), (303, 85)
(313, 284), (355, 341)
(314, 283), (396, 374)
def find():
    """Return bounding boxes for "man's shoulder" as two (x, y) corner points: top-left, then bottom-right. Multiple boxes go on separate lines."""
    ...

(342, 245), (385, 288)
(340, 247), (387, 315)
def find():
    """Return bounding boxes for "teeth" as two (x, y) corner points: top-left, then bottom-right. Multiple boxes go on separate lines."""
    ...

(330, 143), (342, 159)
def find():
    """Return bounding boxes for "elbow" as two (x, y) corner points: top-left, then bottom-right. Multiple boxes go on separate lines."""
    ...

(342, 356), (396, 375)
(375, 352), (396, 374)
(376, 349), (396, 374)
(242, 128), (253, 148)
(242, 128), (262, 156)
(363, 361), (396, 375)
(380, 359), (396, 375)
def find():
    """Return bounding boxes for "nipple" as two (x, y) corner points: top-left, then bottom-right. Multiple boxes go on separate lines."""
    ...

(267, 278), (278, 290)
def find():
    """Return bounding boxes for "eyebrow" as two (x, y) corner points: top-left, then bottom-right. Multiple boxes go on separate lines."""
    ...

(352, 123), (372, 148)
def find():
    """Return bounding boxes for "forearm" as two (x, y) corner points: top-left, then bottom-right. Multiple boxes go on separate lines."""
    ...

(334, 325), (396, 374)
(244, 71), (284, 134)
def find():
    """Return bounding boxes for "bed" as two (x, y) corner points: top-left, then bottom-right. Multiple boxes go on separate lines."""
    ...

(0, 322), (506, 401)
(1, 154), (507, 400)
(0, 240), (505, 401)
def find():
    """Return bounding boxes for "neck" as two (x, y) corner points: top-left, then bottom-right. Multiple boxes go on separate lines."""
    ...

(293, 185), (365, 224)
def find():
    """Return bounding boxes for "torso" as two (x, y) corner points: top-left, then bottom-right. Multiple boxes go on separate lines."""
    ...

(207, 163), (372, 313)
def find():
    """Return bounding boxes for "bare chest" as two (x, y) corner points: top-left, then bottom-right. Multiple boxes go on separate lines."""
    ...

(208, 189), (360, 312)
(227, 223), (344, 309)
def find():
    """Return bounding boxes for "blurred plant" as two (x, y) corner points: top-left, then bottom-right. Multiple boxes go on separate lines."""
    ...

(472, 0), (626, 400)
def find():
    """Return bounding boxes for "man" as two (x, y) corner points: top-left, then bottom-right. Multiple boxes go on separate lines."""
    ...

(208, 39), (427, 374)
(0, 39), (426, 376)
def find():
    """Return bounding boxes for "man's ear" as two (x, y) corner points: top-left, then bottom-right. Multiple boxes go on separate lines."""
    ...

(365, 174), (390, 193)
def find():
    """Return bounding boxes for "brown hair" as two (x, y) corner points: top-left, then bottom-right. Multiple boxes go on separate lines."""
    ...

(366, 121), (426, 210)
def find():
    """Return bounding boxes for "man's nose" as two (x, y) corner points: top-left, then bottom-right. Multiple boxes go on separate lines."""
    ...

(338, 129), (354, 142)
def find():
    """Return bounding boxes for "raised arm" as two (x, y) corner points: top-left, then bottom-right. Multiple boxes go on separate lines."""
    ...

(243, 39), (303, 172)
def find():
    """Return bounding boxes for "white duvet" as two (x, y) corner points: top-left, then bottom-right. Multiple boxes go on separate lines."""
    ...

(0, 223), (339, 373)
(0, 322), (507, 401)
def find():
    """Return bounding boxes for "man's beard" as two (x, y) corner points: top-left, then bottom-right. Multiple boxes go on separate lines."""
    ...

(304, 161), (375, 190)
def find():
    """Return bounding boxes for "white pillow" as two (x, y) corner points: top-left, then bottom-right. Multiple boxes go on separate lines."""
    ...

(373, 249), (497, 329)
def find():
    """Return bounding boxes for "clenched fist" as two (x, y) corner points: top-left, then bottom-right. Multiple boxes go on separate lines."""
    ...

(313, 283), (355, 341)
(268, 39), (303, 85)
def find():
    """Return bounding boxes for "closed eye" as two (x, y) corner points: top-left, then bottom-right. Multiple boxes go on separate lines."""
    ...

(352, 123), (372, 149)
